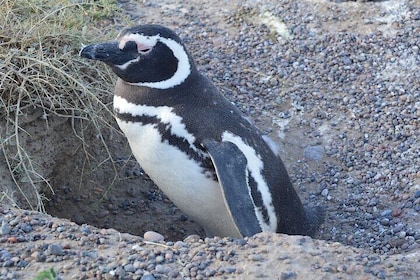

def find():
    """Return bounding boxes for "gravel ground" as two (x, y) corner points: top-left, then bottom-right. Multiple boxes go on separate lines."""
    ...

(0, 207), (418, 279)
(1, 0), (419, 279)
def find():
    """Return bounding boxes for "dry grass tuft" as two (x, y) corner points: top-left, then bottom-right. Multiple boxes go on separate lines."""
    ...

(0, 0), (125, 211)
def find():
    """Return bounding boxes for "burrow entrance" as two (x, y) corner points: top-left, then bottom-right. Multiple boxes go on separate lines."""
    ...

(2, 108), (204, 241)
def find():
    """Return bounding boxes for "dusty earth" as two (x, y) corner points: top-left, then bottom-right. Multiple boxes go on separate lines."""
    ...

(0, 0), (419, 279)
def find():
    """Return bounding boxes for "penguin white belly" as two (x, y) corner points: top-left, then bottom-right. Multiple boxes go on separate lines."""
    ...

(116, 118), (242, 238)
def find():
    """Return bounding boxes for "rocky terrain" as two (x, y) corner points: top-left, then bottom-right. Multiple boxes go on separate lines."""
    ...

(0, 0), (419, 279)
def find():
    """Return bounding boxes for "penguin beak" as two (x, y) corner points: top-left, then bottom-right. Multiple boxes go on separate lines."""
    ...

(79, 41), (124, 64)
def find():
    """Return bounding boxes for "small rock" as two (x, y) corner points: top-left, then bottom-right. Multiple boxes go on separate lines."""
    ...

(164, 251), (174, 260)
(46, 244), (64, 256)
(81, 226), (91, 235)
(9, 218), (19, 227)
(346, 206), (356, 212)
(155, 264), (170, 273)
(0, 220), (10, 236)
(341, 55), (353, 65)
(21, 223), (33, 233)
(141, 273), (156, 280)
(391, 208), (402, 217)
(357, 54), (366, 61)
(71, 213), (85, 224)
(82, 251), (98, 258)
(392, 223), (404, 233)
(205, 269), (217, 277)
(31, 251), (46, 262)
(144, 231), (164, 242)
(303, 145), (324, 161)
(381, 210), (392, 217)
(380, 218), (390, 226)
(223, 267), (236, 273)
(179, 214), (188, 221)
(184, 235), (201, 243)
(182, 267), (190, 277)
(96, 210), (110, 218)
(124, 264), (135, 273)
(155, 255), (164, 263)
(234, 239), (247, 246)
(7, 237), (17, 243)
(173, 241), (187, 249)
(269, 77), (279, 86)
(168, 270), (179, 278)
(56, 226), (65, 233)
(236, 266), (245, 274)
(248, 254), (263, 261)
(281, 271), (297, 280)
(0, 250), (11, 262)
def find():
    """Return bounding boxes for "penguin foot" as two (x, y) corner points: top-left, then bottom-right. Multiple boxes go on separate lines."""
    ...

(303, 205), (326, 237)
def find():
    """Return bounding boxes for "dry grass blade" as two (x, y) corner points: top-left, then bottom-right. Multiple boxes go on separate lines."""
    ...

(0, 0), (126, 211)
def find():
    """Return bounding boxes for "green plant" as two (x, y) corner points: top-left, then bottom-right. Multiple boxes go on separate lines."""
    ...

(34, 268), (58, 280)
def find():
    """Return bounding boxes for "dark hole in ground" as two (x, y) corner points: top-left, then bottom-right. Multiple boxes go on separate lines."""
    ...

(44, 160), (206, 241)
(27, 113), (207, 241)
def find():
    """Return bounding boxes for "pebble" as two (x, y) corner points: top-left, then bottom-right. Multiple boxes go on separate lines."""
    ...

(96, 210), (110, 218)
(380, 218), (390, 226)
(184, 235), (200, 243)
(391, 208), (402, 217)
(281, 271), (297, 280)
(141, 273), (155, 280)
(143, 231), (164, 242)
(303, 145), (324, 161)
(173, 241), (188, 249)
(0, 220), (10, 236)
(155, 255), (164, 263)
(381, 210), (392, 217)
(248, 254), (263, 261)
(46, 244), (64, 256)
(222, 267), (236, 273)
(71, 213), (85, 225)
(124, 264), (135, 273)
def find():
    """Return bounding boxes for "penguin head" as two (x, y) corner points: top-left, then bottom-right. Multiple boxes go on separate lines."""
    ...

(80, 24), (195, 89)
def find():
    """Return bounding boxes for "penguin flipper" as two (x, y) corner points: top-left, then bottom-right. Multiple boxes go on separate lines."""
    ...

(202, 139), (261, 237)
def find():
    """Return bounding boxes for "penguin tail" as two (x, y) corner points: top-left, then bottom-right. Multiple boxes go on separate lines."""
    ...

(303, 205), (326, 237)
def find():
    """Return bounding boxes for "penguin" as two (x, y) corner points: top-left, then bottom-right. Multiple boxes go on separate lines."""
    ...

(80, 24), (325, 238)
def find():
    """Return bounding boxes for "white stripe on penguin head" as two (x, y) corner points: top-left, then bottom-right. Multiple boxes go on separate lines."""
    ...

(116, 33), (191, 89)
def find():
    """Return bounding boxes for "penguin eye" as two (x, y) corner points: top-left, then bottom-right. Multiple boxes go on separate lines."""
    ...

(137, 43), (152, 54)
(121, 40), (152, 54)
(122, 41), (138, 52)
(138, 47), (151, 54)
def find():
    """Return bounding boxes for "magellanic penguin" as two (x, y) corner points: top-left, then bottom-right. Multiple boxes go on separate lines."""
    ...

(80, 24), (325, 238)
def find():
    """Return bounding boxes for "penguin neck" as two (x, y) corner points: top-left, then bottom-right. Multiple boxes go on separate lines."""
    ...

(114, 67), (201, 105)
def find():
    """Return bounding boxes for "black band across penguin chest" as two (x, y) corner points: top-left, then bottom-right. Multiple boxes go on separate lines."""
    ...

(113, 96), (216, 180)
